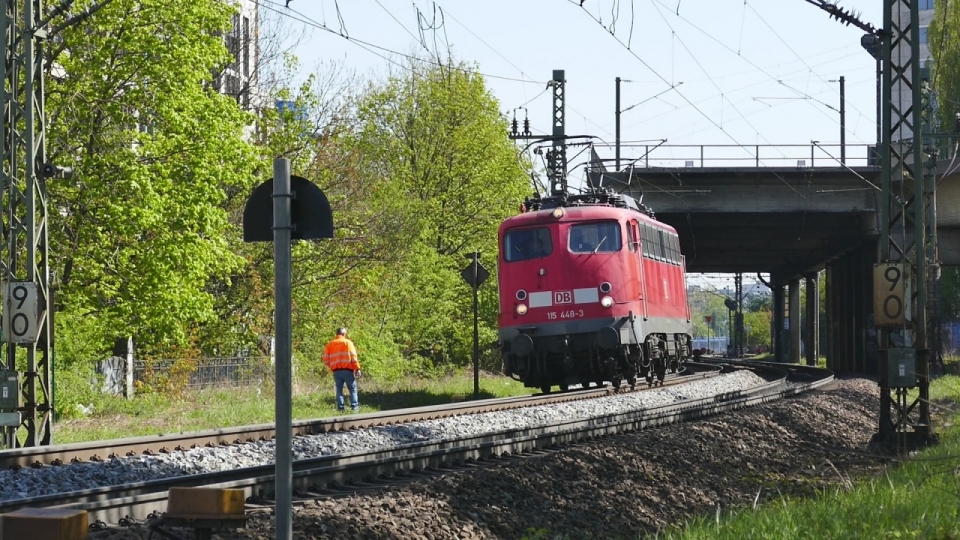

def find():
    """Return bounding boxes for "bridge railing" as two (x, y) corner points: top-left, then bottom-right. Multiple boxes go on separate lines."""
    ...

(591, 143), (880, 170)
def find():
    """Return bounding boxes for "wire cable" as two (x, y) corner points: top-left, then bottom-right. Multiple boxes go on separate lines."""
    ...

(261, 0), (547, 85)
(651, 0), (876, 139)
(566, 0), (757, 161)
(745, 1), (876, 134)
(647, 0), (788, 160)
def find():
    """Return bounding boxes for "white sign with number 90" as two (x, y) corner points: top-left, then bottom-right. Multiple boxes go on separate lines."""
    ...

(2, 282), (39, 344)
(873, 263), (909, 328)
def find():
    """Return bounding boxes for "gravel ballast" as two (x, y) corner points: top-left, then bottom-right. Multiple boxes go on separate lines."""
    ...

(0, 370), (766, 501)
(85, 376), (885, 540)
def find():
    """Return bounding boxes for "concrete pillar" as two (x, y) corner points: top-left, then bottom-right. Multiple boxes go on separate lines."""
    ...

(805, 272), (819, 366)
(854, 246), (867, 373)
(789, 278), (801, 364)
(773, 282), (785, 362)
(113, 337), (135, 398)
(825, 265), (836, 370)
(820, 242), (879, 375)
(841, 253), (855, 373)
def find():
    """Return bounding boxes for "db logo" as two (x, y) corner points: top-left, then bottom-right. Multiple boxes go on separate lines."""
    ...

(554, 291), (573, 304)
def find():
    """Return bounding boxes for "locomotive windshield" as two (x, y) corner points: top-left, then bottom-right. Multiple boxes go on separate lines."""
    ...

(569, 221), (621, 253)
(504, 227), (553, 262)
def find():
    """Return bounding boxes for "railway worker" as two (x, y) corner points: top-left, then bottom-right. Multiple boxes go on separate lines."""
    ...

(323, 327), (362, 412)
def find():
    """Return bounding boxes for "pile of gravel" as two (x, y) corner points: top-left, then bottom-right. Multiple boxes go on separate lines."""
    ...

(0, 370), (766, 501)
(87, 376), (885, 540)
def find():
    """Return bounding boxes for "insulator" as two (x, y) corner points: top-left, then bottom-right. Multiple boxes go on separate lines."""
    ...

(523, 117), (531, 136)
(511, 116), (518, 135)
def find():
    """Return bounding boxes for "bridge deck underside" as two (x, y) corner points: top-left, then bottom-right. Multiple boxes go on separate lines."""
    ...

(590, 167), (881, 276)
(661, 212), (870, 275)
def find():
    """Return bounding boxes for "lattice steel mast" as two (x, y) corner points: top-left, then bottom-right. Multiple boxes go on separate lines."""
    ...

(877, 0), (932, 445)
(509, 70), (567, 196)
(0, 0), (52, 447)
(806, 0), (934, 446)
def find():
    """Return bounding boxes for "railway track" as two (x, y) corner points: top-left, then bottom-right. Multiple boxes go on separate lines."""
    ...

(0, 362), (719, 472)
(0, 362), (830, 526)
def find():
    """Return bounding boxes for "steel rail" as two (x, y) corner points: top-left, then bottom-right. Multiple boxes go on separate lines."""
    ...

(0, 364), (722, 470)
(0, 363), (831, 524)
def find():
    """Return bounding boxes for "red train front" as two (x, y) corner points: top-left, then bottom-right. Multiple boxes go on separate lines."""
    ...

(497, 190), (692, 392)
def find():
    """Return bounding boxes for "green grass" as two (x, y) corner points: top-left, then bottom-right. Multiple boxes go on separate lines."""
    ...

(55, 362), (960, 539)
(658, 373), (960, 540)
(52, 370), (531, 444)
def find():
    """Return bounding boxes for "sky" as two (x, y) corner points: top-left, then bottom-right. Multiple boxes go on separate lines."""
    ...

(262, 0), (884, 292)
(266, 0), (883, 178)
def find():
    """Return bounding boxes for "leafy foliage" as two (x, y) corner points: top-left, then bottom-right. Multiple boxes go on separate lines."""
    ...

(930, 2), (960, 132)
(284, 60), (528, 374)
(47, 0), (256, 354)
(43, 4), (528, 403)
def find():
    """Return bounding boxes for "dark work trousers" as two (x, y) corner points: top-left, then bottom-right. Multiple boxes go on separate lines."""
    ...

(334, 370), (359, 412)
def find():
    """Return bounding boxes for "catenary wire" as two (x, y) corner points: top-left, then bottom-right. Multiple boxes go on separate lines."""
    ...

(261, 0), (547, 85)
(650, 0), (876, 138)
(744, 1), (876, 133)
(647, 0), (789, 160)
(566, 0), (760, 162)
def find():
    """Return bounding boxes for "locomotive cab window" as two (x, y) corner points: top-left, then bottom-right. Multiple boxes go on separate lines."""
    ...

(646, 225), (663, 261)
(569, 221), (621, 253)
(504, 227), (553, 262)
(668, 233), (680, 264)
(640, 224), (651, 257)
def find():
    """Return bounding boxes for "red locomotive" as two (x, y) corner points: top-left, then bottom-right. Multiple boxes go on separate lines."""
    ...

(497, 189), (692, 392)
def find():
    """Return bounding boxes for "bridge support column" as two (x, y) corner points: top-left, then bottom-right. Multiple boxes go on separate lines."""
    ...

(789, 278), (801, 364)
(826, 264), (836, 369)
(832, 250), (855, 373)
(805, 272), (819, 366)
(773, 280), (785, 362)
(824, 243), (877, 374)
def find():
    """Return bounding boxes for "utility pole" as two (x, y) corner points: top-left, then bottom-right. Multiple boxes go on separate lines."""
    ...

(615, 76), (621, 171)
(1, 0), (54, 447)
(840, 76), (846, 164)
(549, 70), (567, 195)
(510, 70), (567, 195)
(829, 76), (847, 163)
(735, 273), (744, 357)
(861, 33), (883, 163)
(808, 0), (936, 450)
(876, 0), (932, 448)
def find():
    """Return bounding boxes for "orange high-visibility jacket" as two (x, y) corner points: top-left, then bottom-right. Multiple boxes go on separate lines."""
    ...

(323, 336), (360, 371)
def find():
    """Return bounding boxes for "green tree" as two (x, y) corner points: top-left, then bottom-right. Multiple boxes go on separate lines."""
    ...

(343, 60), (529, 367)
(930, 2), (960, 132)
(940, 267), (960, 320)
(46, 0), (257, 354)
(743, 310), (772, 349)
(229, 58), (529, 377)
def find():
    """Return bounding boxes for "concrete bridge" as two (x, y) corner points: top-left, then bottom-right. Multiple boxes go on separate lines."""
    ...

(587, 142), (960, 374)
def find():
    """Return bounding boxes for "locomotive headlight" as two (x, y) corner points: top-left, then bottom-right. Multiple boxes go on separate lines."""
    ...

(516, 304), (528, 315)
(600, 296), (614, 308)
(551, 207), (564, 219)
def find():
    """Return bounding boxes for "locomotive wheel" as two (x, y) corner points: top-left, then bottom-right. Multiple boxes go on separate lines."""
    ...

(540, 384), (552, 394)
(670, 359), (679, 373)
(655, 359), (667, 385)
(611, 377), (621, 391)
(628, 376), (637, 391)
(559, 383), (569, 392)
